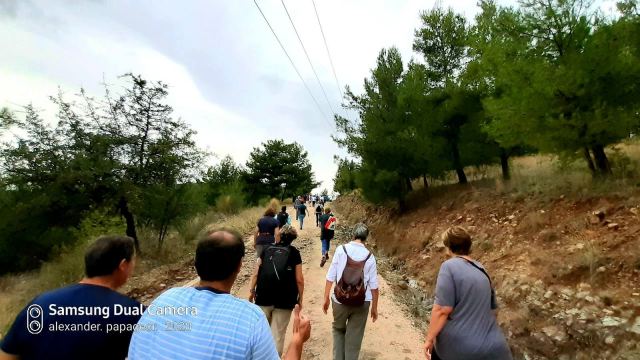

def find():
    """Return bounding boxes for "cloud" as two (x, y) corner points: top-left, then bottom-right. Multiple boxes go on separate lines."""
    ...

(1, 0), (530, 193)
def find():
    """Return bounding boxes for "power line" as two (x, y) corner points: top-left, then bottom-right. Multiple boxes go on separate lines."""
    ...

(280, 0), (336, 116)
(252, 0), (334, 131)
(310, 0), (343, 100)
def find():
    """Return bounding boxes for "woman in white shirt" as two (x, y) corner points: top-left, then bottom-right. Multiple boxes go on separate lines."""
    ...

(322, 223), (379, 360)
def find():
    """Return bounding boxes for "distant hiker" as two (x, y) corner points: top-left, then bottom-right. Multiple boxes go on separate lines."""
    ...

(277, 206), (290, 228)
(423, 227), (512, 360)
(294, 196), (302, 213)
(0, 236), (142, 360)
(314, 202), (324, 227)
(312, 195), (316, 207)
(249, 224), (305, 356)
(254, 207), (281, 258)
(323, 223), (379, 360)
(319, 207), (336, 267)
(297, 201), (309, 230)
(128, 230), (311, 360)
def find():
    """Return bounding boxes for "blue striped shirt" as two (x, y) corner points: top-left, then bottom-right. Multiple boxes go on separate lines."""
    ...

(128, 287), (279, 360)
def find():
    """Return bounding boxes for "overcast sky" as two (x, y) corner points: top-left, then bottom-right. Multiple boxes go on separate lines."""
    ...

(0, 0), (619, 192)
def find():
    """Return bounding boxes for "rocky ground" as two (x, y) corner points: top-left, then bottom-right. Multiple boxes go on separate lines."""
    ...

(333, 189), (640, 360)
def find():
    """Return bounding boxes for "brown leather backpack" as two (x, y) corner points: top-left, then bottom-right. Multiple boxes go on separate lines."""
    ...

(334, 245), (371, 306)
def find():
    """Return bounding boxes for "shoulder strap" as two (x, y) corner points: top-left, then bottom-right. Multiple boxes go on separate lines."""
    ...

(343, 245), (371, 263)
(457, 257), (492, 286)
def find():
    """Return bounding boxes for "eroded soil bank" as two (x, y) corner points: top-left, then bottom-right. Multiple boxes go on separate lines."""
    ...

(332, 189), (640, 360)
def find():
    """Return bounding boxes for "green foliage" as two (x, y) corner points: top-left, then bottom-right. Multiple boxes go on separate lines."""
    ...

(214, 181), (246, 214)
(243, 139), (318, 201)
(478, 0), (640, 175)
(0, 75), (207, 273)
(333, 158), (359, 194)
(204, 155), (244, 205)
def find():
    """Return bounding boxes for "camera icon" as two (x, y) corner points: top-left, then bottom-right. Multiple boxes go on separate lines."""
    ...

(26, 304), (43, 335)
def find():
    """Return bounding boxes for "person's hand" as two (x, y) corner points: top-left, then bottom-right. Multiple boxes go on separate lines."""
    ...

(291, 304), (311, 344)
(424, 337), (434, 360)
(248, 290), (255, 303)
(371, 307), (378, 322)
(322, 297), (330, 314)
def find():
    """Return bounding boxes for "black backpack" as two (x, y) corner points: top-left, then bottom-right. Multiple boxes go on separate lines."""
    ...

(277, 212), (288, 227)
(258, 245), (291, 290)
(315, 205), (323, 213)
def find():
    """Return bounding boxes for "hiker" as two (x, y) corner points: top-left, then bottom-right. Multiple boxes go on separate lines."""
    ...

(297, 201), (309, 230)
(248, 224), (304, 356)
(423, 227), (512, 360)
(277, 205), (290, 228)
(254, 207), (281, 258)
(127, 229), (311, 360)
(0, 236), (142, 360)
(323, 223), (379, 360)
(311, 195), (316, 207)
(314, 201), (324, 227)
(319, 207), (336, 267)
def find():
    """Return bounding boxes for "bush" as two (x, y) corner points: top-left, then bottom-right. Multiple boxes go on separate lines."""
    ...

(216, 193), (245, 215)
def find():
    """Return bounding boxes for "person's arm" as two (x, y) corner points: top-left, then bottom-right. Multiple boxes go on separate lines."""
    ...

(274, 226), (281, 243)
(253, 226), (259, 247)
(248, 258), (261, 302)
(323, 250), (339, 314)
(0, 350), (19, 360)
(424, 304), (454, 358)
(370, 289), (379, 322)
(283, 305), (310, 360)
(424, 263), (456, 359)
(295, 264), (304, 307)
(322, 280), (333, 314)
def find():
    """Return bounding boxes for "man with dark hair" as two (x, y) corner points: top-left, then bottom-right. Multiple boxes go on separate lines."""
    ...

(0, 235), (142, 360)
(128, 229), (311, 360)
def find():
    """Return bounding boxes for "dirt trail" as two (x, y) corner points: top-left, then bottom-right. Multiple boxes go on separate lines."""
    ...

(229, 208), (424, 360)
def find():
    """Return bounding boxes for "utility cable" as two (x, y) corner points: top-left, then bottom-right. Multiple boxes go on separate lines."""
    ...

(310, 0), (343, 100)
(253, 0), (334, 130)
(281, 0), (336, 115)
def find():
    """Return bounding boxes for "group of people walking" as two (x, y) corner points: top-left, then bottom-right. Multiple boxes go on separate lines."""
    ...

(0, 197), (512, 360)
(247, 198), (512, 360)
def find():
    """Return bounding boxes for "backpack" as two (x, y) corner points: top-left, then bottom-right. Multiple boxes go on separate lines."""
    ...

(334, 245), (371, 306)
(276, 212), (288, 227)
(315, 205), (323, 213)
(324, 215), (337, 231)
(258, 245), (291, 290)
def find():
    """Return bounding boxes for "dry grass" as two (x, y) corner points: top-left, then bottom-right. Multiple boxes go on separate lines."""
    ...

(0, 205), (268, 335)
(411, 141), (640, 203)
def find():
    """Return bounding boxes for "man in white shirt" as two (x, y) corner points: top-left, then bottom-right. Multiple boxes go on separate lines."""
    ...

(322, 223), (379, 360)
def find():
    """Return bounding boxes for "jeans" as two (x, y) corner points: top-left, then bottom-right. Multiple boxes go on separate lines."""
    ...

(321, 238), (331, 256)
(298, 214), (305, 229)
(332, 299), (370, 360)
(259, 306), (293, 356)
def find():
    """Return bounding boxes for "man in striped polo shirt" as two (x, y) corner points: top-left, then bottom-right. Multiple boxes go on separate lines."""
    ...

(127, 229), (310, 360)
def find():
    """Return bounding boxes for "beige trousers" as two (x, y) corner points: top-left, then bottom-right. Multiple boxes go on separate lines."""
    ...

(259, 306), (293, 355)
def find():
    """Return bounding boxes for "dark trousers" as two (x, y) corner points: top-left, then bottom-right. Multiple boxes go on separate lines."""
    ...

(315, 213), (321, 226)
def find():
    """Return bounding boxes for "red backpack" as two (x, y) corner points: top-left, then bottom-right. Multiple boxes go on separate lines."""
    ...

(334, 246), (371, 306)
(324, 215), (337, 231)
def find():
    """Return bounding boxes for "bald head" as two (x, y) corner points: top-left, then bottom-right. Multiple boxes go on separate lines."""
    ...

(195, 229), (245, 281)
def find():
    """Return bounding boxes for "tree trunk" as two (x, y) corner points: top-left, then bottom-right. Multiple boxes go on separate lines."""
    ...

(422, 174), (429, 189)
(583, 147), (596, 175)
(405, 178), (413, 192)
(591, 144), (612, 175)
(452, 142), (468, 184)
(499, 148), (511, 181)
(118, 197), (141, 254)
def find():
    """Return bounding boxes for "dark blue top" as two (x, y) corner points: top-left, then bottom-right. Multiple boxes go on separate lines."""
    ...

(1, 283), (142, 360)
(256, 216), (279, 245)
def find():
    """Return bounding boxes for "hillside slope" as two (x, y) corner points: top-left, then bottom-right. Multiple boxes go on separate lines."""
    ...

(333, 187), (640, 360)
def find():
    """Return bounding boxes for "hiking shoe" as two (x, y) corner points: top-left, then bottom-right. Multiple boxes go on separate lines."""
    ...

(320, 254), (327, 267)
